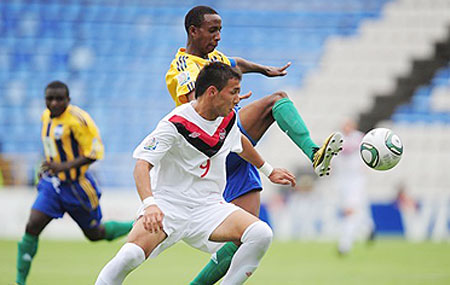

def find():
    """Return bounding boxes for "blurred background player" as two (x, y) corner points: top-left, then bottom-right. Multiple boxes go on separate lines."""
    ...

(333, 119), (375, 256)
(15, 81), (133, 285)
(165, 5), (343, 284)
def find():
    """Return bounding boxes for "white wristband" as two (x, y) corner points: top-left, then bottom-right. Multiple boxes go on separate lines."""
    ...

(142, 196), (156, 209)
(258, 162), (274, 177)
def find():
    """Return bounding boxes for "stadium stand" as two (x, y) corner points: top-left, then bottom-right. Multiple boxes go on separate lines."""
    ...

(263, 0), (450, 202)
(0, 0), (448, 193)
(0, 0), (391, 187)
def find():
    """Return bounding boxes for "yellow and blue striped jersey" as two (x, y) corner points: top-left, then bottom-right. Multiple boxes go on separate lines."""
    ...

(41, 104), (104, 182)
(165, 48), (235, 106)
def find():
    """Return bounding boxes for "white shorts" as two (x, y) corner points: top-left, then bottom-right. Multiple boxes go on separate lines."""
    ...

(136, 198), (240, 258)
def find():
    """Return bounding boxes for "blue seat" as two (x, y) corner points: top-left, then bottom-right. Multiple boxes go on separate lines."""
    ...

(0, 0), (393, 186)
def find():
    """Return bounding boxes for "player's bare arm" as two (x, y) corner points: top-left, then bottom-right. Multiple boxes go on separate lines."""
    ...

(233, 57), (291, 77)
(134, 159), (164, 234)
(238, 135), (296, 186)
(41, 156), (94, 174)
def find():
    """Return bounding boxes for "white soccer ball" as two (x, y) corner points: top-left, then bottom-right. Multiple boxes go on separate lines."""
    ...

(360, 128), (403, 171)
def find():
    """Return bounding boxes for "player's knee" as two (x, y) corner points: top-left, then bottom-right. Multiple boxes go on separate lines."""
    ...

(96, 243), (145, 284)
(265, 91), (289, 109)
(241, 220), (273, 249)
(271, 91), (289, 103)
(273, 91), (288, 100)
(118, 243), (146, 267)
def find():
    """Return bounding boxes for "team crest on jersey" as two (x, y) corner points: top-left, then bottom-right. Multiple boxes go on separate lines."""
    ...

(177, 71), (191, 86)
(54, 125), (64, 140)
(219, 128), (226, 140)
(143, 137), (159, 151)
(189, 132), (201, 138)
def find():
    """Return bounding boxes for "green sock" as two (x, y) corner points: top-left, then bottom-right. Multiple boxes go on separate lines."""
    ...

(103, 220), (133, 241)
(16, 233), (38, 285)
(190, 242), (238, 285)
(272, 98), (318, 161)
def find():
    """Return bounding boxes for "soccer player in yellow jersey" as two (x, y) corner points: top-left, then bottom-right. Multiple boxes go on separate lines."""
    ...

(15, 81), (133, 285)
(166, 6), (344, 284)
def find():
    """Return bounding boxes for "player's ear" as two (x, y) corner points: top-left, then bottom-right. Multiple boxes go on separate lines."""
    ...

(188, 25), (197, 38)
(206, 85), (218, 97)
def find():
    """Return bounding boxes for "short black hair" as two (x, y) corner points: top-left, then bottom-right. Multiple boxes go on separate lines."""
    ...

(184, 6), (218, 33)
(195, 62), (242, 99)
(45, 81), (69, 97)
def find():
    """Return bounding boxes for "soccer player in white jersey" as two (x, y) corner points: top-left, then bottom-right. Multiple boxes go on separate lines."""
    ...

(334, 119), (375, 255)
(96, 62), (296, 284)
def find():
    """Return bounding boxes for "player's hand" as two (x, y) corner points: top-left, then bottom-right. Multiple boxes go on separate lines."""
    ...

(238, 91), (252, 102)
(264, 62), (291, 77)
(142, 205), (165, 234)
(41, 161), (64, 174)
(268, 168), (296, 187)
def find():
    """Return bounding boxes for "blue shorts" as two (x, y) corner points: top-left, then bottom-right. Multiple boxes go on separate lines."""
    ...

(32, 172), (103, 230)
(223, 108), (262, 202)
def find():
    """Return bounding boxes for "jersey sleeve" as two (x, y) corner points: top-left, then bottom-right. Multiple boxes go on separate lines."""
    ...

(174, 60), (200, 98)
(228, 57), (237, 67)
(71, 112), (104, 160)
(229, 118), (243, 153)
(133, 120), (178, 166)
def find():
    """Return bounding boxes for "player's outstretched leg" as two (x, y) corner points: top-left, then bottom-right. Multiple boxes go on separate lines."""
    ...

(312, 132), (344, 177)
(239, 92), (343, 176)
(271, 94), (320, 161)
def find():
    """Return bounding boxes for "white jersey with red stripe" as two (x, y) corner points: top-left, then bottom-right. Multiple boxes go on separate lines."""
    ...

(133, 102), (243, 206)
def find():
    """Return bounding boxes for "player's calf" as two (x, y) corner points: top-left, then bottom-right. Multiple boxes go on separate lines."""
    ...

(96, 243), (145, 285)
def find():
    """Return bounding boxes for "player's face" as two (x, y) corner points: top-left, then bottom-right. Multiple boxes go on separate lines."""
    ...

(45, 87), (70, 118)
(195, 14), (222, 55)
(215, 78), (241, 117)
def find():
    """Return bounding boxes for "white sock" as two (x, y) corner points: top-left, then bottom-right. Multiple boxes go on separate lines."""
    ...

(221, 221), (273, 285)
(338, 213), (358, 253)
(96, 243), (146, 285)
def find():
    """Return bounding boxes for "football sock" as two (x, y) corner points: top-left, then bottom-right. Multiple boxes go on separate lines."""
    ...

(190, 242), (238, 285)
(221, 221), (273, 284)
(272, 98), (318, 161)
(338, 214), (358, 254)
(96, 242), (145, 285)
(103, 220), (133, 241)
(16, 233), (38, 285)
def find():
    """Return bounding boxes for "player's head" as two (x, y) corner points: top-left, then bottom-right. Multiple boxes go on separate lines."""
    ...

(45, 81), (70, 118)
(342, 118), (357, 135)
(195, 62), (242, 116)
(185, 6), (221, 55)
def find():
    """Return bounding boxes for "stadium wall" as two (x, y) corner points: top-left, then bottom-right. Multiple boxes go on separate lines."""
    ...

(1, 187), (449, 242)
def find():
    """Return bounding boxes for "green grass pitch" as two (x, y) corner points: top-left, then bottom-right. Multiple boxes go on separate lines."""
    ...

(2, 239), (450, 284)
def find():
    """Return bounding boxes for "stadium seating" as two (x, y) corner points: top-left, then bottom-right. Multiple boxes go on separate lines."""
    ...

(267, 0), (450, 201)
(0, 0), (391, 186)
(2, 0), (449, 192)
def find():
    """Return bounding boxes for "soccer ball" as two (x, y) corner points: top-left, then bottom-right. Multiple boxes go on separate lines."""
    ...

(360, 128), (403, 171)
